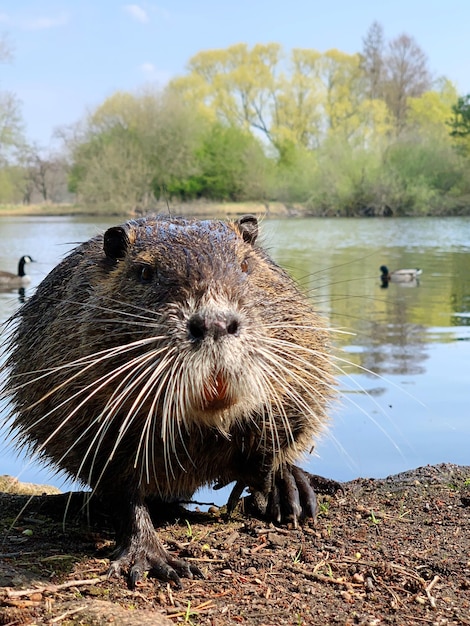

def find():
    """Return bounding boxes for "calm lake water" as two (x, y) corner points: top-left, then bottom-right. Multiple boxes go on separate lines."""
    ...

(0, 215), (469, 499)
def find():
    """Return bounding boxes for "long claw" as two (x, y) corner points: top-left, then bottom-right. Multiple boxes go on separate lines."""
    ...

(226, 480), (247, 517)
(242, 465), (342, 525)
(291, 466), (317, 520)
(128, 565), (147, 590)
(281, 469), (302, 526)
(268, 482), (281, 523)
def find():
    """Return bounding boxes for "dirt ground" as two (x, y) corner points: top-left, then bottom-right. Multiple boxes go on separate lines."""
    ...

(0, 463), (469, 626)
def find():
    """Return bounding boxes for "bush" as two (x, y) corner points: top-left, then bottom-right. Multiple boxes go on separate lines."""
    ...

(163, 123), (271, 201)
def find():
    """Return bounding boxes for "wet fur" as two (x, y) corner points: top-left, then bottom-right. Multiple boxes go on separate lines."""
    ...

(2, 215), (334, 585)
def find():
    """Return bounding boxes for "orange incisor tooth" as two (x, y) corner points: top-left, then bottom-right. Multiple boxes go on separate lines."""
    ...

(203, 372), (229, 407)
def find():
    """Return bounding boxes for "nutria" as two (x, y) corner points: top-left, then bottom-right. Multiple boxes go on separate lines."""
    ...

(2, 215), (335, 588)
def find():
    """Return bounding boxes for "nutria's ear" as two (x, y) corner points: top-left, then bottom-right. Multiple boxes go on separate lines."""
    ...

(104, 225), (131, 260)
(237, 215), (258, 245)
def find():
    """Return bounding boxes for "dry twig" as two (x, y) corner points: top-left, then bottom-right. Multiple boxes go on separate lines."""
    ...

(4, 575), (108, 599)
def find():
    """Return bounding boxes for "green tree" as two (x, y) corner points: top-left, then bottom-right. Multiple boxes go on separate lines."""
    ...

(171, 43), (282, 147)
(382, 136), (464, 213)
(171, 43), (392, 155)
(65, 89), (203, 210)
(164, 122), (270, 201)
(448, 94), (470, 140)
(407, 79), (458, 140)
(273, 48), (323, 150)
(0, 34), (27, 200)
(62, 37), (467, 216)
(0, 92), (24, 162)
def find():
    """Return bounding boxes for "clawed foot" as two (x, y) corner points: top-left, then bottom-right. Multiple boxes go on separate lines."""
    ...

(227, 465), (342, 528)
(107, 501), (203, 589)
(108, 538), (203, 589)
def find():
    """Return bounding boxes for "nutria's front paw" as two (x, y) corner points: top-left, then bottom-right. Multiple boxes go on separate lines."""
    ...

(228, 465), (342, 527)
(306, 471), (343, 497)
(251, 465), (317, 527)
(108, 537), (203, 589)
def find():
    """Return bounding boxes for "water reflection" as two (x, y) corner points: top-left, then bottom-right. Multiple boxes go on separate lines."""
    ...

(380, 277), (420, 288)
(262, 217), (470, 480)
(0, 286), (27, 303)
(360, 298), (428, 378)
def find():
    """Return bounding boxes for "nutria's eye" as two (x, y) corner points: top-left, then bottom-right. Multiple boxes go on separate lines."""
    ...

(240, 259), (249, 273)
(140, 266), (154, 284)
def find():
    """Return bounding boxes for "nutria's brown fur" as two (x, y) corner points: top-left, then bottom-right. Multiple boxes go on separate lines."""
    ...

(2, 214), (335, 587)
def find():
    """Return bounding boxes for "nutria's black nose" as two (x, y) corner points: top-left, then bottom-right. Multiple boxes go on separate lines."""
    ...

(188, 312), (240, 341)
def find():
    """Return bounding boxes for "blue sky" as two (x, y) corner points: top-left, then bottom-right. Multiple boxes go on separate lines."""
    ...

(1, 0), (469, 148)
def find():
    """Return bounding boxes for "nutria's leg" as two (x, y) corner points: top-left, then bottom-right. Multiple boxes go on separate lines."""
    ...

(107, 499), (203, 589)
(227, 465), (342, 527)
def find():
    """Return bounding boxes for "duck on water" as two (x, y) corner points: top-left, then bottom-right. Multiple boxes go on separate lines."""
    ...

(380, 265), (422, 287)
(0, 256), (34, 288)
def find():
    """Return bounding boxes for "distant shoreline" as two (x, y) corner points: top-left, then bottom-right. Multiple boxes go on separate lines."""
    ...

(0, 201), (306, 219)
(2, 201), (470, 218)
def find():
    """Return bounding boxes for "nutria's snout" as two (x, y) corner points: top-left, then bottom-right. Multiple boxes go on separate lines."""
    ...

(187, 310), (241, 341)
(185, 306), (253, 421)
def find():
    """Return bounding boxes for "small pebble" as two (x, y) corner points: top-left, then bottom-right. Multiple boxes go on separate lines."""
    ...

(340, 590), (354, 603)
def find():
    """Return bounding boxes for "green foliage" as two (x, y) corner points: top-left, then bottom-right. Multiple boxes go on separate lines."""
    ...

(52, 37), (470, 215)
(449, 94), (470, 138)
(162, 122), (270, 201)
(0, 165), (30, 203)
(286, 135), (385, 215)
(385, 137), (463, 195)
(0, 45), (26, 165)
(270, 142), (319, 203)
(66, 89), (203, 209)
(0, 167), (17, 202)
(3, 28), (470, 214)
(278, 133), (465, 216)
(447, 94), (470, 157)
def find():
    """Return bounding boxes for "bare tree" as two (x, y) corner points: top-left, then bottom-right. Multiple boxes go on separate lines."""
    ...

(360, 25), (432, 135)
(60, 88), (203, 210)
(361, 21), (386, 100)
(0, 34), (25, 165)
(383, 34), (432, 134)
(0, 33), (13, 64)
(0, 92), (24, 160)
(17, 145), (71, 204)
(27, 151), (53, 201)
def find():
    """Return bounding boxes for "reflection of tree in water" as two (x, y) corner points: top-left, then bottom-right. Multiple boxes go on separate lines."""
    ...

(450, 293), (470, 327)
(359, 299), (428, 377)
(449, 251), (470, 325)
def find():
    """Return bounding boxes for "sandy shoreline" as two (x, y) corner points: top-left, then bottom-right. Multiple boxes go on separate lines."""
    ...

(0, 201), (308, 219)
